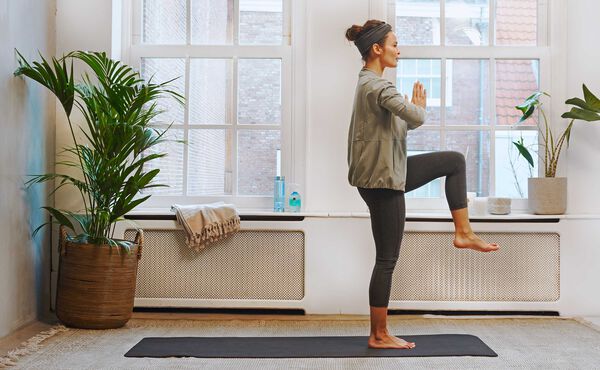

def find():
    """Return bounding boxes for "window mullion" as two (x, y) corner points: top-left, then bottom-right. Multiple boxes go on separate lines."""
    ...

(232, 57), (239, 196)
(233, 0), (240, 45)
(489, 0), (495, 46)
(490, 57), (497, 196)
(186, 0), (191, 44)
(182, 57), (191, 196)
(440, 0), (445, 46)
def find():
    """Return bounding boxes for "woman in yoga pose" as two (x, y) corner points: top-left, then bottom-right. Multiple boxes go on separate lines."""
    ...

(345, 20), (500, 350)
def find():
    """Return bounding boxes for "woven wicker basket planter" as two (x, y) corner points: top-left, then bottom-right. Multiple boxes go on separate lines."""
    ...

(56, 226), (143, 329)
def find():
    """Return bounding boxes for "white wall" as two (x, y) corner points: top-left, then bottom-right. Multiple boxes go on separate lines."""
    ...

(565, 0), (600, 214)
(0, 0), (55, 337)
(54, 0), (113, 212)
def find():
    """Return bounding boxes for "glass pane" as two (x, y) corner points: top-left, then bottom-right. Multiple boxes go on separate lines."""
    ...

(142, 129), (184, 195)
(403, 59), (417, 75)
(397, 59), (441, 125)
(189, 59), (232, 124)
(496, 60), (539, 127)
(446, 130), (490, 196)
(446, 0), (489, 46)
(406, 130), (442, 198)
(141, 58), (185, 124)
(143, 0), (186, 44)
(188, 129), (233, 195)
(496, 0), (537, 46)
(495, 130), (538, 198)
(239, 0), (283, 45)
(238, 59), (281, 124)
(191, 0), (233, 44)
(396, 0), (440, 45)
(238, 130), (281, 195)
(446, 59), (490, 125)
(417, 60), (432, 75)
(431, 78), (440, 99)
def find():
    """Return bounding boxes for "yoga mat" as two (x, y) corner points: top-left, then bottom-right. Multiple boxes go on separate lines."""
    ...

(125, 334), (497, 358)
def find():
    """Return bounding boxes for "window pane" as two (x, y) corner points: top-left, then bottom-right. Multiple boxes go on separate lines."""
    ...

(141, 58), (186, 124)
(403, 59), (417, 75)
(143, 0), (186, 44)
(239, 0), (283, 45)
(238, 130), (281, 195)
(238, 59), (281, 124)
(417, 59), (432, 75)
(397, 59), (441, 125)
(191, 0), (233, 45)
(431, 78), (440, 99)
(446, 0), (489, 46)
(446, 131), (490, 196)
(406, 130), (442, 198)
(496, 0), (537, 46)
(396, 0), (440, 45)
(188, 129), (233, 195)
(446, 59), (490, 125)
(495, 130), (538, 198)
(189, 59), (232, 124)
(496, 60), (539, 127)
(142, 129), (184, 195)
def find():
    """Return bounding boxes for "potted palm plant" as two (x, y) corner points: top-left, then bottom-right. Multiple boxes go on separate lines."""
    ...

(14, 51), (183, 329)
(513, 85), (600, 214)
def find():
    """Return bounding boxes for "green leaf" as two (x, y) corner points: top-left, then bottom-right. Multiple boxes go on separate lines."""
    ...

(41, 207), (75, 233)
(512, 139), (535, 168)
(564, 97), (600, 113)
(515, 91), (543, 123)
(583, 84), (600, 110)
(561, 108), (600, 121)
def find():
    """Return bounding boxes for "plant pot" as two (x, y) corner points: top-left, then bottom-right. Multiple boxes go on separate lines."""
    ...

(528, 177), (567, 215)
(55, 226), (143, 329)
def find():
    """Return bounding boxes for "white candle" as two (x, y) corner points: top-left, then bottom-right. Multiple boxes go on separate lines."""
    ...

(276, 149), (281, 177)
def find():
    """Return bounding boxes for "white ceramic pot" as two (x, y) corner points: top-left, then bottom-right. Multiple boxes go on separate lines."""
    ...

(528, 177), (567, 215)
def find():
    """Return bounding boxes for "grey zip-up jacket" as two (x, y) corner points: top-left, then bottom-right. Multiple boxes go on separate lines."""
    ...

(347, 68), (427, 191)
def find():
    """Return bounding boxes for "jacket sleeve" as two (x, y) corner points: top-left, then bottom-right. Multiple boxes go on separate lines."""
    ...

(377, 80), (427, 130)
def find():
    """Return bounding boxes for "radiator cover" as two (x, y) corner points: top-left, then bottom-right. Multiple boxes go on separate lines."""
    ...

(125, 229), (305, 300)
(390, 231), (560, 302)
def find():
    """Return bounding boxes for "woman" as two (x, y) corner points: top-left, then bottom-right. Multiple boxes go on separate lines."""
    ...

(345, 20), (499, 350)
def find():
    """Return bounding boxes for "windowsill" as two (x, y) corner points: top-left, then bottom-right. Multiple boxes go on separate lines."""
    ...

(126, 208), (600, 220)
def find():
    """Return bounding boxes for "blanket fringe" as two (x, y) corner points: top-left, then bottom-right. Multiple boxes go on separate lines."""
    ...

(0, 324), (68, 368)
(186, 216), (241, 251)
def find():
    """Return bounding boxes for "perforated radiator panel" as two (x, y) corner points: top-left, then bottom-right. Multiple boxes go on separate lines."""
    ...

(124, 229), (305, 300)
(390, 232), (560, 302)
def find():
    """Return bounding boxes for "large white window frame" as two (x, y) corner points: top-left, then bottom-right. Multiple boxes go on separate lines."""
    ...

(375, 0), (556, 211)
(119, 0), (305, 210)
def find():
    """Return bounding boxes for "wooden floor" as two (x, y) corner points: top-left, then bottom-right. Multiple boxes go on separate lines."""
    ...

(0, 321), (54, 356)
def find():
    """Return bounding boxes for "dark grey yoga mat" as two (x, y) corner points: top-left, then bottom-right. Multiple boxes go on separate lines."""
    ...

(125, 334), (498, 358)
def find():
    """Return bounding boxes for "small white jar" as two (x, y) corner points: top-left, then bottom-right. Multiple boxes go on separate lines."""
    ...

(487, 197), (511, 215)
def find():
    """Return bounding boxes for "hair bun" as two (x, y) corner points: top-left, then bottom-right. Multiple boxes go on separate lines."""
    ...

(345, 25), (363, 42)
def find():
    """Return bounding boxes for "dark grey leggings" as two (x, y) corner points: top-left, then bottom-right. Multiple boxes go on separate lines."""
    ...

(357, 151), (468, 307)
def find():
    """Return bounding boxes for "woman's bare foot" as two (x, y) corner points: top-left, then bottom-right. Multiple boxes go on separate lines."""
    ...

(368, 332), (415, 349)
(453, 232), (499, 252)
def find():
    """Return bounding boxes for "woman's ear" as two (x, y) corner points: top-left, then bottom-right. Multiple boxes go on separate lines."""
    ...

(372, 43), (383, 56)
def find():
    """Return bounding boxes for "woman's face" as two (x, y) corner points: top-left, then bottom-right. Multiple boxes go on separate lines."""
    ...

(375, 32), (400, 68)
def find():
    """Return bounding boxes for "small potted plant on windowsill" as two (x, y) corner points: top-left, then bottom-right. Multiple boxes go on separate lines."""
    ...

(14, 50), (183, 328)
(513, 85), (600, 214)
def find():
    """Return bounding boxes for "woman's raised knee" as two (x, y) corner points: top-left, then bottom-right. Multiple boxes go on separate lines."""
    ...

(446, 151), (465, 170)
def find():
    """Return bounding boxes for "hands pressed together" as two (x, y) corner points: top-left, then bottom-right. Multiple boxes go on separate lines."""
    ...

(403, 81), (427, 109)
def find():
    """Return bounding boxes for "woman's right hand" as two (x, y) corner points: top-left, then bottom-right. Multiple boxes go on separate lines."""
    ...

(411, 81), (427, 109)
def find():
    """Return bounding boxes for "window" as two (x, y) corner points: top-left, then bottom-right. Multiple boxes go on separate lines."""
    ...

(391, 0), (547, 206)
(125, 0), (293, 209)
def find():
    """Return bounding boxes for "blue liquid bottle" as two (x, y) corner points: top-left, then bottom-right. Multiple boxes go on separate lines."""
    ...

(289, 190), (301, 212)
(273, 176), (285, 212)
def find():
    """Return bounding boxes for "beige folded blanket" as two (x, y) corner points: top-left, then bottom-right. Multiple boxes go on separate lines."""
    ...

(171, 202), (240, 251)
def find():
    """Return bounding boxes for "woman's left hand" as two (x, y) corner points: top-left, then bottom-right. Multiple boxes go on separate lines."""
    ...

(411, 81), (427, 109)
